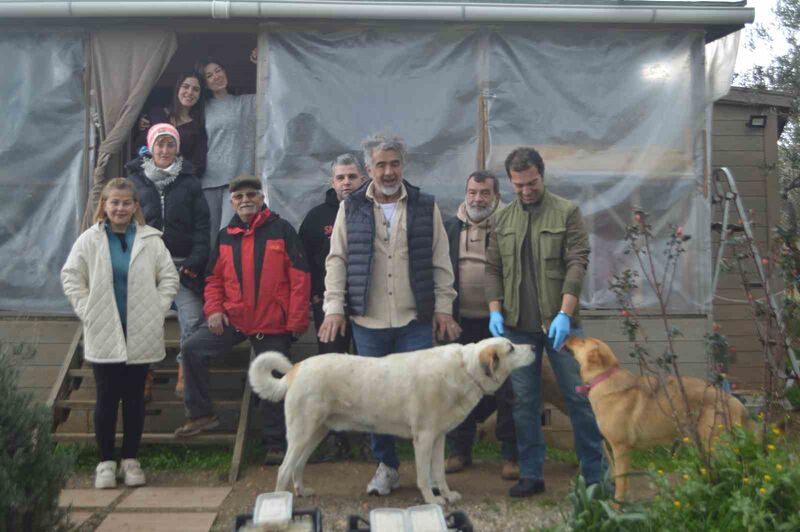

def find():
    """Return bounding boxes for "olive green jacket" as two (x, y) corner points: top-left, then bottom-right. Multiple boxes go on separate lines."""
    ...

(485, 190), (590, 329)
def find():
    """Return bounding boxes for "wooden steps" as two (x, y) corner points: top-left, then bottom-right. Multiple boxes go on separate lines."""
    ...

(54, 432), (236, 444)
(47, 323), (255, 482)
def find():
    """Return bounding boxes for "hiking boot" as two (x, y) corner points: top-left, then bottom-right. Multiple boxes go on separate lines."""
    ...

(501, 459), (520, 480)
(366, 463), (400, 496)
(174, 415), (220, 438)
(509, 478), (546, 498)
(143, 369), (154, 404)
(445, 455), (472, 474)
(174, 361), (185, 398)
(94, 460), (117, 489)
(119, 458), (146, 487)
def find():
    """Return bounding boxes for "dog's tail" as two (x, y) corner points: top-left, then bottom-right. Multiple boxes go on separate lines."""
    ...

(248, 351), (293, 402)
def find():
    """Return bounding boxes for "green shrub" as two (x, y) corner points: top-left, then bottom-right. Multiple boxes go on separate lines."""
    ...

(647, 425), (800, 531)
(0, 344), (73, 532)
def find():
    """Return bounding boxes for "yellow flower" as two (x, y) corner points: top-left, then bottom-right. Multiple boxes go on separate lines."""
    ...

(673, 500), (682, 509)
(658, 469), (665, 476)
(759, 487), (767, 495)
(764, 474), (772, 482)
(772, 426), (782, 436)
(743, 477), (750, 485)
(717, 424), (724, 430)
(768, 444), (776, 452)
(776, 464), (784, 472)
(758, 412), (764, 420)
(734, 422), (742, 428)
(700, 468), (708, 476)
(683, 474), (690, 481)
(682, 436), (690, 444)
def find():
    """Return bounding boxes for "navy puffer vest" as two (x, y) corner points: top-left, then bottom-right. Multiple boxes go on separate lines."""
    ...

(344, 180), (435, 322)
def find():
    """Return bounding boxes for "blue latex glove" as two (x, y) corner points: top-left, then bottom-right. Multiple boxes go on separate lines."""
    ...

(548, 311), (571, 351)
(489, 310), (505, 337)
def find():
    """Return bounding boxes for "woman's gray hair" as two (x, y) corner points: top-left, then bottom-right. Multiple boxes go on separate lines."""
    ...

(330, 153), (366, 177)
(362, 133), (407, 167)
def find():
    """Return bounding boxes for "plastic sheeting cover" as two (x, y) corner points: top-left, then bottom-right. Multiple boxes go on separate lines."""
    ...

(0, 32), (85, 313)
(261, 24), (710, 312)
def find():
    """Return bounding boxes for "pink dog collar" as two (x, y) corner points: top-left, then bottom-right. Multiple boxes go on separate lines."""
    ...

(575, 366), (619, 394)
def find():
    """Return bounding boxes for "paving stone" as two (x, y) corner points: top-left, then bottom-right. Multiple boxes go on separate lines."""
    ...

(95, 512), (217, 532)
(116, 487), (232, 510)
(59, 489), (124, 508)
(68, 511), (93, 528)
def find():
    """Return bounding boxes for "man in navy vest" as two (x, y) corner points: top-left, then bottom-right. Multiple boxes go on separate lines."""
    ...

(319, 133), (460, 496)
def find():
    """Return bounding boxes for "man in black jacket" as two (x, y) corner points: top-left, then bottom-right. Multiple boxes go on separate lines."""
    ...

(299, 153), (365, 354)
(444, 170), (519, 481)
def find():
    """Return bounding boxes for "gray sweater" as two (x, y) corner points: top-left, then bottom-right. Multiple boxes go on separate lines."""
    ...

(202, 94), (256, 189)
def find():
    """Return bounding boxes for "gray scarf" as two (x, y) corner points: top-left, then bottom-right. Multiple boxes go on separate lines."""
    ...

(143, 156), (183, 193)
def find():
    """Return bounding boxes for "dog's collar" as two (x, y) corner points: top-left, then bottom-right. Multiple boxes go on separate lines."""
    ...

(575, 366), (619, 394)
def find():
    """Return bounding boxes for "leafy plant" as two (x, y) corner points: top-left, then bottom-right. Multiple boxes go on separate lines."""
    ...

(0, 343), (73, 532)
(646, 425), (800, 531)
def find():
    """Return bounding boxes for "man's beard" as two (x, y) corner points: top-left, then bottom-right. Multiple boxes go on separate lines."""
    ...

(466, 203), (494, 222)
(378, 181), (401, 197)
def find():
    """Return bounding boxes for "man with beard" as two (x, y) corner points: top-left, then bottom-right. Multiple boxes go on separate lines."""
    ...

(175, 175), (310, 466)
(318, 133), (460, 496)
(443, 171), (519, 481)
(486, 147), (604, 497)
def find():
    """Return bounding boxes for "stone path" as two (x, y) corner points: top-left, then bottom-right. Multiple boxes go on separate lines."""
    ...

(59, 487), (231, 531)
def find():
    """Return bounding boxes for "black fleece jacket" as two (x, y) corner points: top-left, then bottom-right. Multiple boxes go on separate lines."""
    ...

(298, 188), (340, 300)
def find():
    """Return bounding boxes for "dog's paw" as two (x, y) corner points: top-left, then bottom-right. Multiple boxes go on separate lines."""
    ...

(295, 486), (314, 497)
(443, 490), (461, 503)
(423, 494), (447, 506)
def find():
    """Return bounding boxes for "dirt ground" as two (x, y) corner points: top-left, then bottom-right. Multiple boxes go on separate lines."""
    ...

(67, 458), (578, 531)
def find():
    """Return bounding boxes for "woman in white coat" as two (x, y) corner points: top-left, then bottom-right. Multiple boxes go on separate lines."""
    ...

(61, 177), (179, 489)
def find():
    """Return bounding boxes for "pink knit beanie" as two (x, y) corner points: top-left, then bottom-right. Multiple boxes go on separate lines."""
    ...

(146, 123), (181, 154)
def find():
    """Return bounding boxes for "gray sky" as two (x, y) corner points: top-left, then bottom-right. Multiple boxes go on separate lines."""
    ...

(735, 0), (790, 74)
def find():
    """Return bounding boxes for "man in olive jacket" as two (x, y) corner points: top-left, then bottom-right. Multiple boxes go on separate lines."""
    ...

(486, 146), (605, 498)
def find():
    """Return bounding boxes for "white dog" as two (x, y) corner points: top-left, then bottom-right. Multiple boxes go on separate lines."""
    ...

(248, 337), (534, 505)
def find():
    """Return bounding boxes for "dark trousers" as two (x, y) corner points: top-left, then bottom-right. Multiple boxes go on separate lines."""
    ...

(92, 362), (150, 461)
(312, 302), (354, 354)
(446, 317), (518, 461)
(182, 323), (292, 449)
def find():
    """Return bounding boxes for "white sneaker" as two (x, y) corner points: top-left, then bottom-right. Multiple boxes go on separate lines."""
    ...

(366, 463), (400, 496)
(94, 460), (117, 489)
(119, 458), (146, 487)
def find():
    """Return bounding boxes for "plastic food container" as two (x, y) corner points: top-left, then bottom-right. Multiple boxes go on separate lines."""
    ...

(253, 491), (293, 530)
(369, 508), (408, 532)
(407, 504), (447, 531)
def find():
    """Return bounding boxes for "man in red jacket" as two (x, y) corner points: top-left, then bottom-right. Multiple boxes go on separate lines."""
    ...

(175, 175), (310, 459)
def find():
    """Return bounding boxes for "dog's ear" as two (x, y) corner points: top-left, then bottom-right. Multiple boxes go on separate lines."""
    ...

(479, 346), (501, 378)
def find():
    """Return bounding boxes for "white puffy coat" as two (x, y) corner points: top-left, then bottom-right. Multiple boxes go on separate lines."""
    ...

(61, 223), (179, 364)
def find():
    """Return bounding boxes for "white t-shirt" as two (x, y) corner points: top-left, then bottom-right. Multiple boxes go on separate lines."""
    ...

(379, 202), (398, 239)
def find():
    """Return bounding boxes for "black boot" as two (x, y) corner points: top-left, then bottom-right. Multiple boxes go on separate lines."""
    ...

(509, 478), (546, 497)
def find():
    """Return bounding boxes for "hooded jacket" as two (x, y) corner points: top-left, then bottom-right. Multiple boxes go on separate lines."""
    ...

(204, 207), (311, 335)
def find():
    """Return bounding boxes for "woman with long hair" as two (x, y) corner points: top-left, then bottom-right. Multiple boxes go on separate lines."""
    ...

(61, 178), (179, 489)
(136, 72), (208, 177)
(197, 52), (257, 239)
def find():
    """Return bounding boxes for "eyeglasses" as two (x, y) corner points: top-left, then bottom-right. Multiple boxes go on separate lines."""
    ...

(231, 191), (262, 201)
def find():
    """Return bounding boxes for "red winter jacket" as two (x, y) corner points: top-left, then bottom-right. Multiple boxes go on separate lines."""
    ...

(204, 208), (310, 335)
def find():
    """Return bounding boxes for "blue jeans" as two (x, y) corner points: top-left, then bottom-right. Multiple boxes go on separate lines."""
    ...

(173, 283), (205, 362)
(504, 328), (605, 484)
(351, 320), (433, 469)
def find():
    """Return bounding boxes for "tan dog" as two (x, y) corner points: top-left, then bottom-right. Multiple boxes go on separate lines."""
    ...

(565, 336), (753, 502)
(248, 337), (534, 505)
